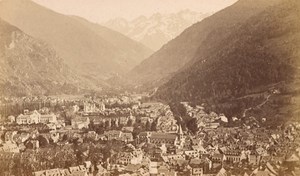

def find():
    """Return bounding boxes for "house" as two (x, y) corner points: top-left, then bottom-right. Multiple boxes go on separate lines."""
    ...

(189, 164), (204, 176)
(40, 114), (57, 124)
(205, 123), (220, 129)
(140, 117), (150, 125)
(117, 149), (144, 165)
(0, 141), (19, 153)
(149, 162), (158, 175)
(124, 164), (141, 173)
(192, 145), (208, 155)
(122, 127), (134, 133)
(138, 132), (152, 144)
(212, 153), (224, 163)
(138, 167), (149, 176)
(4, 131), (18, 143)
(12, 132), (30, 144)
(149, 162), (175, 176)
(73, 105), (80, 113)
(16, 110), (40, 124)
(120, 132), (134, 142)
(285, 153), (300, 162)
(224, 150), (242, 163)
(7, 115), (15, 123)
(84, 131), (98, 141)
(117, 152), (133, 165)
(96, 164), (109, 176)
(104, 130), (122, 141)
(71, 116), (90, 129)
(184, 150), (200, 159)
(149, 133), (178, 146)
(249, 155), (259, 165)
(119, 117), (129, 125)
(33, 165), (88, 176)
(84, 102), (97, 113)
(99, 102), (106, 111)
(50, 132), (60, 143)
(216, 168), (227, 176)
(16, 110), (57, 125)
(68, 165), (88, 176)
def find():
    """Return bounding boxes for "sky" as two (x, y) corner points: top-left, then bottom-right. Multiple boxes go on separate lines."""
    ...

(33, 0), (238, 23)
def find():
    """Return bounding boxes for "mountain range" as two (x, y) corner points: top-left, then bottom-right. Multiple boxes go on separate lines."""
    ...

(104, 10), (210, 51)
(0, 0), (152, 81)
(151, 0), (300, 125)
(128, 0), (287, 88)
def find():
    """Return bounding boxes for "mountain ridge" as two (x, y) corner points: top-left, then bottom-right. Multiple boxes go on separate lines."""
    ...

(154, 0), (300, 125)
(0, 0), (152, 80)
(104, 10), (210, 51)
(127, 0), (283, 89)
(0, 18), (97, 96)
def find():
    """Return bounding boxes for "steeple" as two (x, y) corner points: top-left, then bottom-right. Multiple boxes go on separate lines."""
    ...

(178, 125), (184, 140)
(178, 125), (183, 135)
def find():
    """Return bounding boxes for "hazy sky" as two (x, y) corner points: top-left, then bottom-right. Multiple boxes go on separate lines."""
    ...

(33, 0), (237, 23)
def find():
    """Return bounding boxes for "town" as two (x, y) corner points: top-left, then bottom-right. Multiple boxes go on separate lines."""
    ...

(0, 94), (299, 176)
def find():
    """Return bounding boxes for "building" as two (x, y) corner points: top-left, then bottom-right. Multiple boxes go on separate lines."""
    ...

(184, 150), (200, 159)
(33, 164), (89, 176)
(117, 150), (143, 165)
(40, 114), (57, 124)
(104, 130), (133, 142)
(119, 117), (129, 126)
(73, 105), (80, 113)
(16, 110), (57, 125)
(0, 142), (19, 153)
(120, 132), (134, 142)
(138, 132), (152, 144)
(84, 102), (97, 113)
(224, 150), (242, 163)
(71, 116), (90, 129)
(148, 162), (175, 176)
(104, 130), (122, 141)
(7, 115), (15, 123)
(99, 102), (106, 111)
(205, 123), (220, 129)
(149, 133), (178, 146)
(16, 110), (40, 125)
(189, 164), (204, 176)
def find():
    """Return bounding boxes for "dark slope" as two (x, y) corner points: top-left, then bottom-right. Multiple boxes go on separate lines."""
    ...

(0, 18), (95, 96)
(0, 0), (152, 80)
(155, 0), (300, 124)
(128, 0), (283, 87)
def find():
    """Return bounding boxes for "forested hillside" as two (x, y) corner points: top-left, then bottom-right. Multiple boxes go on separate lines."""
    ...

(129, 0), (283, 89)
(0, 18), (95, 96)
(155, 0), (300, 125)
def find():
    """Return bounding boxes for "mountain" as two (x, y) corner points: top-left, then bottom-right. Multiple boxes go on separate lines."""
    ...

(128, 0), (283, 88)
(71, 16), (152, 70)
(0, 0), (152, 81)
(154, 0), (300, 125)
(104, 10), (210, 51)
(0, 18), (94, 96)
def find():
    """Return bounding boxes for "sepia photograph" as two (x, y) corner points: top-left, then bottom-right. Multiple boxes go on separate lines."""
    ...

(0, 0), (299, 175)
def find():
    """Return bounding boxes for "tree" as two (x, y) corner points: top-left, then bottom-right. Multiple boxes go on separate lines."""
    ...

(105, 121), (110, 129)
(151, 120), (157, 131)
(127, 119), (133, 126)
(187, 118), (198, 134)
(37, 136), (49, 147)
(145, 120), (151, 131)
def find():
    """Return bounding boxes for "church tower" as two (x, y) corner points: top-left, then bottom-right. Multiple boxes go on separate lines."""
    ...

(178, 125), (184, 140)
